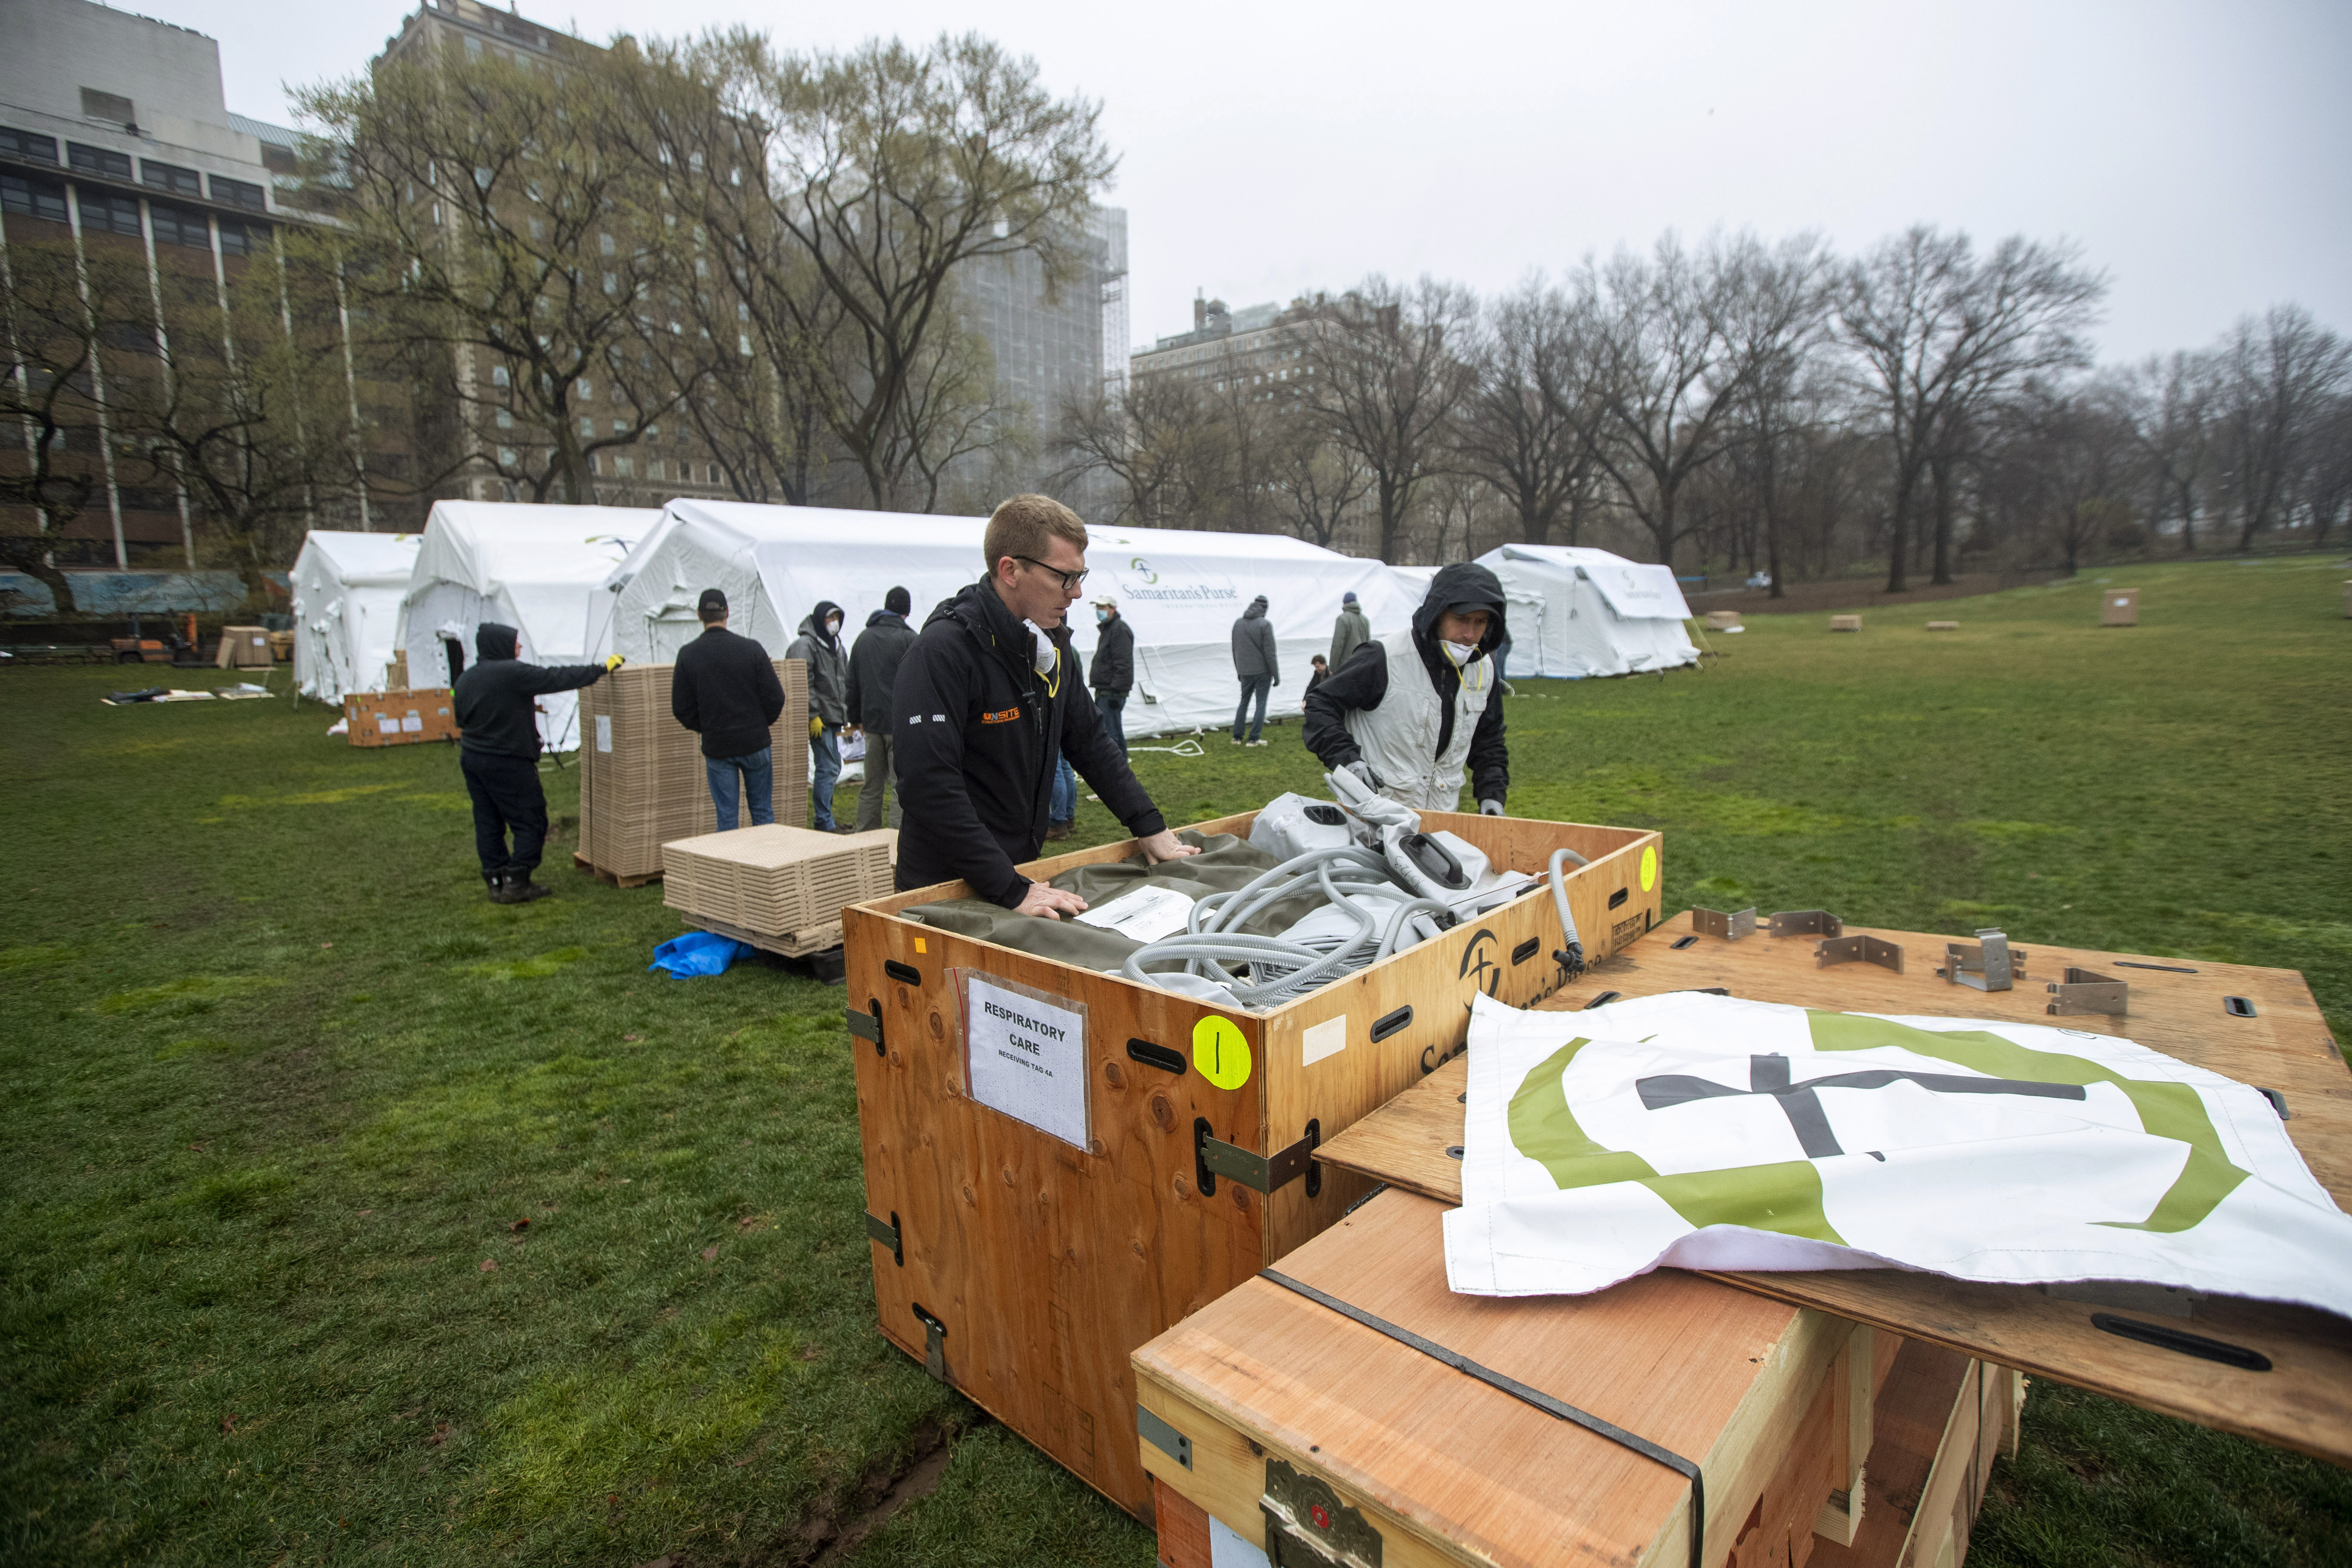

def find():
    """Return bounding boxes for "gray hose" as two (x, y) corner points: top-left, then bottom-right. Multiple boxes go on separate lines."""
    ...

(1549, 846), (1589, 980)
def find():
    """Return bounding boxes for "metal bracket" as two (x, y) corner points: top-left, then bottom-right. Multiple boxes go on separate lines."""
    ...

(2047, 967), (2129, 1017)
(1262, 1457), (1383, 1567)
(1769, 910), (1844, 938)
(1693, 907), (1758, 941)
(865, 1210), (902, 1266)
(1938, 928), (2025, 991)
(1817, 934), (1904, 974)
(912, 1305), (949, 1383)
(846, 1006), (883, 1052)
(1199, 1129), (1320, 1194)
(1136, 1404), (1192, 1470)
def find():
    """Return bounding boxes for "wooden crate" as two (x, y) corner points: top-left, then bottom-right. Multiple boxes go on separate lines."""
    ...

(2101, 589), (2139, 626)
(1135, 1186), (1944, 1568)
(843, 810), (1662, 1519)
(1706, 609), (1743, 630)
(343, 688), (458, 747)
(1829, 615), (1861, 633)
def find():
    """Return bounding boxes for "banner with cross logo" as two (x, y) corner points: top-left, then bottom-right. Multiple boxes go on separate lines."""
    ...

(1442, 992), (2352, 1317)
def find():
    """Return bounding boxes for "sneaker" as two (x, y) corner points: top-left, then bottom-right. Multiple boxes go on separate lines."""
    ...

(1229, 738), (1243, 746)
(1248, 738), (1267, 747)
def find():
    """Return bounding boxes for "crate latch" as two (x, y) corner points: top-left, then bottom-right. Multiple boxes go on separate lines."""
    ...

(1693, 906), (1757, 940)
(1768, 909), (1844, 937)
(1199, 1129), (1319, 1195)
(912, 1304), (949, 1383)
(1938, 928), (2025, 991)
(846, 1004), (883, 1053)
(1135, 1403), (1192, 1470)
(865, 1209), (902, 1266)
(1261, 1456), (1382, 1567)
(2046, 967), (2129, 1018)
(1817, 934), (1905, 974)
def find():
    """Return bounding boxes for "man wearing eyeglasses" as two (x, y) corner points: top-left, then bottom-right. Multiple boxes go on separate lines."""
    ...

(890, 494), (1200, 917)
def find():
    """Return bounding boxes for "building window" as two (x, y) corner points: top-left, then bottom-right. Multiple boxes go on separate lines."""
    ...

(491, 365), (511, 388)
(647, 459), (664, 481)
(738, 333), (752, 357)
(67, 142), (134, 181)
(495, 408), (514, 430)
(611, 419), (627, 435)
(75, 188), (143, 237)
(707, 463), (720, 484)
(1, 173), (69, 223)
(599, 233), (616, 257)
(499, 447), (518, 467)
(149, 202), (211, 250)
(576, 379), (592, 401)
(614, 456), (635, 478)
(0, 127), (59, 164)
(602, 272), (617, 294)
(579, 417), (593, 438)
(80, 88), (135, 125)
(465, 36), (484, 58)
(210, 175), (266, 211)
(141, 159), (201, 197)
(217, 218), (262, 256)
(260, 144), (297, 175)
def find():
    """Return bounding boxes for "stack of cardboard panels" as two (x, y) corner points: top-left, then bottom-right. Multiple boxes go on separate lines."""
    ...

(217, 626), (274, 668)
(664, 824), (895, 955)
(577, 659), (807, 883)
(344, 689), (459, 747)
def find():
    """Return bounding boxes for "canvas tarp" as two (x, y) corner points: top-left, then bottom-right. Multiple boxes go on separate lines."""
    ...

(289, 530), (422, 703)
(602, 501), (1422, 735)
(1474, 543), (1698, 678)
(1442, 992), (2352, 1318)
(398, 502), (657, 752)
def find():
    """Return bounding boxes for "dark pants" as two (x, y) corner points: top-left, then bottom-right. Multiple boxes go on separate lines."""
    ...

(1095, 689), (1127, 755)
(1232, 674), (1271, 742)
(461, 750), (548, 881)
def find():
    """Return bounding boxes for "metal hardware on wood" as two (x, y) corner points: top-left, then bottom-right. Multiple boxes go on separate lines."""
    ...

(2257, 1087), (2289, 1120)
(1193, 1117), (1218, 1197)
(1197, 1128), (1321, 1195)
(1369, 1006), (1412, 1044)
(1670, 934), (1699, 950)
(1303, 1118), (1323, 1200)
(1262, 1457), (1383, 1568)
(865, 1210), (902, 1266)
(1768, 910), (1844, 938)
(1937, 928), (2023, 991)
(1126, 1038), (1185, 1075)
(1135, 1404), (1192, 1470)
(1583, 990), (1623, 1009)
(1818, 934), (1904, 974)
(2090, 1314), (2270, 1372)
(2115, 960), (2198, 973)
(883, 959), (922, 986)
(2224, 996), (2257, 1017)
(1607, 886), (1630, 910)
(2046, 967), (2129, 1017)
(1510, 936), (1540, 965)
(846, 1004), (884, 1055)
(912, 1304), (949, 1382)
(1693, 907), (1757, 941)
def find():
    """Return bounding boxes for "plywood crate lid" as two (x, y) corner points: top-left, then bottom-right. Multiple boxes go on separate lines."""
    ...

(1135, 1187), (1837, 1568)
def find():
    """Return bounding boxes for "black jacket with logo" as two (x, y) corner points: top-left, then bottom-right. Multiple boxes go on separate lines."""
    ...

(890, 579), (1165, 905)
(1090, 612), (1134, 695)
(452, 622), (606, 760)
(670, 624), (787, 759)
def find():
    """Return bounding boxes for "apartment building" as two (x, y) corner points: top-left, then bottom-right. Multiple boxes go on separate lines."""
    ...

(1130, 292), (1325, 402)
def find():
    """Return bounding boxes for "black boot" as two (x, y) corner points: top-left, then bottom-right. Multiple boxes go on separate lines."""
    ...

(505, 867), (552, 903)
(485, 868), (514, 904)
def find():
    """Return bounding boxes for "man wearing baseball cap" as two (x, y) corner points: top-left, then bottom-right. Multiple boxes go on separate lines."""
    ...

(1089, 594), (1133, 756)
(671, 587), (787, 830)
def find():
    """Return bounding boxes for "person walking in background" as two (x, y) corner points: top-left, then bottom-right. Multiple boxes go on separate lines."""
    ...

(1047, 638), (1086, 840)
(786, 599), (850, 830)
(671, 588), (786, 832)
(845, 587), (917, 831)
(1329, 589), (1371, 672)
(1089, 594), (1133, 756)
(1230, 593), (1278, 746)
(1305, 652), (1329, 698)
(452, 623), (621, 903)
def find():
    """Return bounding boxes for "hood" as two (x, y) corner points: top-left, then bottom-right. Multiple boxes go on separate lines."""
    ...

(1411, 564), (1507, 656)
(800, 601), (845, 645)
(1243, 596), (1268, 620)
(864, 607), (908, 629)
(475, 622), (519, 662)
(928, 578), (1060, 679)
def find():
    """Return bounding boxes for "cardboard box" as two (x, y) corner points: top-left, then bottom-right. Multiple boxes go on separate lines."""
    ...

(1705, 609), (1742, 630)
(843, 811), (1663, 1518)
(343, 688), (459, 747)
(1829, 614), (1862, 632)
(1927, 619), (1959, 631)
(2102, 588), (2139, 626)
(217, 625), (274, 668)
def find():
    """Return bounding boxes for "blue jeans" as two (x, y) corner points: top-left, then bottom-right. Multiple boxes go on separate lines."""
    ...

(809, 726), (841, 830)
(1232, 674), (1270, 742)
(1095, 689), (1127, 756)
(705, 746), (775, 831)
(1050, 754), (1076, 826)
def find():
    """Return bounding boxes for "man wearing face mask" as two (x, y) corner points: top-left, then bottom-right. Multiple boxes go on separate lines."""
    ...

(890, 494), (1198, 916)
(786, 598), (851, 831)
(1088, 595), (1133, 756)
(1302, 562), (1510, 816)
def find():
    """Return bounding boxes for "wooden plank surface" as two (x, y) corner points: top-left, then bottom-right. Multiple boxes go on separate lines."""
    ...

(1314, 910), (2352, 1467)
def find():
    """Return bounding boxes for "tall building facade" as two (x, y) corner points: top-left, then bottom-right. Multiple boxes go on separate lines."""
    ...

(1130, 293), (1323, 402)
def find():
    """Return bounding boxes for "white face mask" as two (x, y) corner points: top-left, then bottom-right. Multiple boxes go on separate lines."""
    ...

(1442, 640), (1479, 666)
(1024, 620), (1058, 677)
(826, 617), (842, 637)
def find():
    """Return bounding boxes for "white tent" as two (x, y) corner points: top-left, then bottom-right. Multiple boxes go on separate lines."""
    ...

(1387, 564), (1440, 598)
(1474, 543), (1699, 679)
(398, 502), (657, 752)
(603, 501), (1422, 735)
(289, 530), (422, 703)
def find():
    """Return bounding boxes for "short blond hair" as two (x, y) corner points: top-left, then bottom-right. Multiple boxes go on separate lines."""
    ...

(983, 494), (1088, 576)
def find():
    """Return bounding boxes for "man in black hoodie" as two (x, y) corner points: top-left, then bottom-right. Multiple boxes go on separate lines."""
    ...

(844, 586), (916, 831)
(451, 622), (620, 903)
(1302, 563), (1510, 816)
(671, 588), (787, 830)
(890, 494), (1197, 916)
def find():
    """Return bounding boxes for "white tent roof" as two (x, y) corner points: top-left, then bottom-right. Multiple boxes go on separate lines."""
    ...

(1488, 544), (1695, 620)
(290, 530), (422, 703)
(1475, 543), (1700, 679)
(399, 502), (656, 751)
(606, 501), (1421, 734)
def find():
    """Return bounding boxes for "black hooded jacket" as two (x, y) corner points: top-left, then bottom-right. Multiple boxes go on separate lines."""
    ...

(1301, 562), (1510, 807)
(845, 608), (917, 730)
(890, 578), (1166, 905)
(451, 622), (609, 760)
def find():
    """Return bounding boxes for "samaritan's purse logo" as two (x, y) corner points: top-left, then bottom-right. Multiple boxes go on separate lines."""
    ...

(1458, 927), (1501, 998)
(1130, 556), (1158, 584)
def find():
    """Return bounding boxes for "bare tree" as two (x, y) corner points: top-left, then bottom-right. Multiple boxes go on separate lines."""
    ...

(1452, 277), (1597, 547)
(1055, 372), (1227, 528)
(2208, 304), (2352, 551)
(1838, 227), (2104, 591)
(0, 236), (132, 611)
(2120, 350), (2216, 553)
(1715, 233), (1833, 594)
(1264, 415), (1371, 551)
(1293, 275), (1477, 564)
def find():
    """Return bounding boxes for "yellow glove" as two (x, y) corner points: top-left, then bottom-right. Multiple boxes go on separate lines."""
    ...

(603, 654), (626, 672)
(809, 716), (825, 738)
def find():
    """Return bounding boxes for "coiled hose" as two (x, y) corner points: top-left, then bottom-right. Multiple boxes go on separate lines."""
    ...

(1550, 846), (1589, 980)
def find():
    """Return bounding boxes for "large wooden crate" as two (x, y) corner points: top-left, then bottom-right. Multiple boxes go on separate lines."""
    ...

(342, 688), (458, 747)
(842, 809), (1662, 1519)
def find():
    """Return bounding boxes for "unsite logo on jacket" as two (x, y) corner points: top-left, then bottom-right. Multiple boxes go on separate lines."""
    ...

(981, 705), (1022, 724)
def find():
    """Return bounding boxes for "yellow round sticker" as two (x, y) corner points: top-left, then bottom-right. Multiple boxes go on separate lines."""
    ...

(1639, 844), (1658, 893)
(1192, 1016), (1252, 1090)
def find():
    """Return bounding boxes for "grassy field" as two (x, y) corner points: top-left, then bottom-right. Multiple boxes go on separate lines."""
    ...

(3, 555), (2347, 1567)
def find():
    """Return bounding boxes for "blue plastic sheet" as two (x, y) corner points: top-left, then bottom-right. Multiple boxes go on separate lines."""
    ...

(649, 931), (756, 977)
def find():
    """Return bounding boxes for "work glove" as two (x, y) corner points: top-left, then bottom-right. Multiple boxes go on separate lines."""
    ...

(809, 716), (826, 738)
(603, 654), (626, 672)
(1343, 759), (1383, 793)
(1479, 799), (1504, 817)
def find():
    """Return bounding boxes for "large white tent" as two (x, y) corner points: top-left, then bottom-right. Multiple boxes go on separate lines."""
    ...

(289, 530), (422, 703)
(398, 502), (658, 751)
(1474, 543), (1700, 678)
(603, 501), (1421, 735)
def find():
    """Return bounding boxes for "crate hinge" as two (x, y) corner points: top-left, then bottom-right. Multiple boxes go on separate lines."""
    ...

(864, 1209), (902, 1266)
(1135, 1403), (1192, 1470)
(845, 1007), (882, 1047)
(1198, 1130), (1319, 1194)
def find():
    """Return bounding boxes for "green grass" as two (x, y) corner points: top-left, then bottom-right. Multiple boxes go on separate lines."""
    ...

(3, 554), (2348, 1566)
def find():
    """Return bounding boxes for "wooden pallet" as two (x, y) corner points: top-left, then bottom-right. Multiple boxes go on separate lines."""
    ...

(572, 851), (660, 890)
(1317, 909), (2352, 1469)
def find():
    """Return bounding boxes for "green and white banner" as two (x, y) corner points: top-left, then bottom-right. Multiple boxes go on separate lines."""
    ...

(1442, 992), (2352, 1316)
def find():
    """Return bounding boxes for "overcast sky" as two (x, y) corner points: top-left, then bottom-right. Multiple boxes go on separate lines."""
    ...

(144, 0), (2350, 362)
